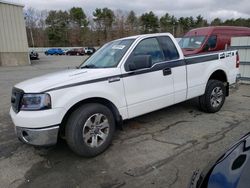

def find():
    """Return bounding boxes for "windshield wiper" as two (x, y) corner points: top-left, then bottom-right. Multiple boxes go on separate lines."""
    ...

(80, 64), (97, 69)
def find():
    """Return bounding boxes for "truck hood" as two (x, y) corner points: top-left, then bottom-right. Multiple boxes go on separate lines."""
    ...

(15, 68), (119, 93)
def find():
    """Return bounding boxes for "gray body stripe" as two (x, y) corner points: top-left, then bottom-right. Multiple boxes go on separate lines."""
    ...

(185, 54), (219, 65)
(43, 53), (220, 92)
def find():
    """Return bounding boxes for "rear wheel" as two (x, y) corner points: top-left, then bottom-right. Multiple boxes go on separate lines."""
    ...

(65, 103), (115, 157)
(199, 79), (226, 113)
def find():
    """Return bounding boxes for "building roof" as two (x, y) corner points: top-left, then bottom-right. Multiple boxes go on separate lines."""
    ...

(0, 0), (24, 7)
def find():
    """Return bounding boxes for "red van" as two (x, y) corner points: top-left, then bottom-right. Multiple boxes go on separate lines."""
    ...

(179, 26), (250, 56)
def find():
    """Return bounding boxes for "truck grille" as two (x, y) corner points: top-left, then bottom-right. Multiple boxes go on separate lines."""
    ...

(11, 87), (24, 113)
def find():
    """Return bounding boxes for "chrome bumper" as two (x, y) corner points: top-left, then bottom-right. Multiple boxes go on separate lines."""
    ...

(15, 125), (59, 146)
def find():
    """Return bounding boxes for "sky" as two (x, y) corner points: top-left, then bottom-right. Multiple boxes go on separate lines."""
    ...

(8, 0), (250, 21)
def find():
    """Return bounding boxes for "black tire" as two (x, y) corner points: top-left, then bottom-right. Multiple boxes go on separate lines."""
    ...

(199, 79), (226, 113)
(65, 103), (115, 157)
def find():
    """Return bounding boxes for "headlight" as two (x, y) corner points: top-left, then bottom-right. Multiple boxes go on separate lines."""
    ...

(20, 93), (51, 111)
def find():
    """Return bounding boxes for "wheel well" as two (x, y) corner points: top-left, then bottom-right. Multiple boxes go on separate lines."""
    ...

(208, 69), (229, 96)
(208, 70), (227, 83)
(59, 97), (122, 137)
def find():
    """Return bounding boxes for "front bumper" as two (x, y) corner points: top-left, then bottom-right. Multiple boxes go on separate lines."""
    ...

(15, 125), (59, 146)
(10, 107), (66, 128)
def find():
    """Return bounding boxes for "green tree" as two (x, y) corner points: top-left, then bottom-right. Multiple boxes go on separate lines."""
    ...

(211, 18), (222, 26)
(126, 10), (138, 34)
(45, 10), (69, 46)
(140, 11), (159, 33)
(69, 7), (88, 46)
(160, 13), (180, 36)
(195, 15), (208, 27)
(93, 8), (115, 43)
(69, 7), (88, 27)
(159, 13), (172, 33)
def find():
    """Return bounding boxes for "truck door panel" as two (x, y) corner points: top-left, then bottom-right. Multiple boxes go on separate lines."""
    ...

(121, 37), (175, 118)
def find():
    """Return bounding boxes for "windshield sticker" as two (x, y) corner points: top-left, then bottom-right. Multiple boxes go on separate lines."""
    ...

(195, 41), (201, 45)
(112, 45), (125, 50)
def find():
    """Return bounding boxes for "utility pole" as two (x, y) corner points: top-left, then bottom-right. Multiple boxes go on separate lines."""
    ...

(25, 13), (35, 48)
(30, 27), (34, 48)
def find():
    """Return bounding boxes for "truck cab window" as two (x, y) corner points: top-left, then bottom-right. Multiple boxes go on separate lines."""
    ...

(158, 36), (180, 60)
(132, 38), (164, 65)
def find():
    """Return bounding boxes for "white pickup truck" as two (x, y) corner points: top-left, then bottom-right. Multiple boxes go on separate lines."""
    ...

(10, 33), (240, 157)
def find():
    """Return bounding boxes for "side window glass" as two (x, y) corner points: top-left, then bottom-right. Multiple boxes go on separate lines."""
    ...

(208, 35), (217, 49)
(132, 38), (164, 65)
(158, 36), (180, 60)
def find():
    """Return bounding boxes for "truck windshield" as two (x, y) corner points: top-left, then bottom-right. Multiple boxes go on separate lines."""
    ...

(80, 39), (135, 68)
(179, 36), (206, 49)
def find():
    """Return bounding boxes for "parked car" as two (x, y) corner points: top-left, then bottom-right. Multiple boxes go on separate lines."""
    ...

(66, 48), (84, 56)
(84, 47), (96, 55)
(179, 26), (250, 56)
(189, 132), (250, 188)
(45, 48), (65, 55)
(63, 48), (70, 54)
(29, 50), (39, 60)
(10, 33), (239, 157)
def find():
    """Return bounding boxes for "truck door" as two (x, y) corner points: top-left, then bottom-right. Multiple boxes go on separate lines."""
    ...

(121, 36), (181, 118)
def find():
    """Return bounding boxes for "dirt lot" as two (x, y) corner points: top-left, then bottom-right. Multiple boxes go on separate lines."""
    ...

(0, 54), (250, 188)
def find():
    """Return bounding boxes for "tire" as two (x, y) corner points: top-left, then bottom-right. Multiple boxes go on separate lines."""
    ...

(199, 79), (226, 113)
(65, 103), (115, 157)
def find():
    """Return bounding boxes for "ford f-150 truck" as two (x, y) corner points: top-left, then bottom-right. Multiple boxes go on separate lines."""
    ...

(10, 33), (240, 157)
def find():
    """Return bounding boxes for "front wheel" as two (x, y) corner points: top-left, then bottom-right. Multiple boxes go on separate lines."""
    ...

(65, 103), (115, 157)
(199, 80), (226, 113)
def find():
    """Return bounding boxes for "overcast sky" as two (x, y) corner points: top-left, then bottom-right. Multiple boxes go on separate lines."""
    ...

(10, 0), (250, 21)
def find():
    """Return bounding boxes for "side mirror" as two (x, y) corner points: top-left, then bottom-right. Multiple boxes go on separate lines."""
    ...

(128, 55), (152, 71)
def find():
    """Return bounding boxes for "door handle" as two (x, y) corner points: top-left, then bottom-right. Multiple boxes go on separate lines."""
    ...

(108, 77), (120, 83)
(163, 67), (172, 76)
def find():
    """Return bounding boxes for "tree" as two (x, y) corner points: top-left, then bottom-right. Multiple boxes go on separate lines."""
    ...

(93, 8), (115, 43)
(160, 13), (172, 32)
(195, 15), (208, 27)
(69, 7), (88, 46)
(126, 10), (138, 34)
(159, 13), (178, 35)
(69, 7), (88, 27)
(140, 11), (159, 33)
(45, 10), (69, 46)
(25, 7), (38, 47)
(24, 7), (250, 47)
(35, 10), (49, 47)
(211, 18), (222, 26)
(113, 10), (127, 38)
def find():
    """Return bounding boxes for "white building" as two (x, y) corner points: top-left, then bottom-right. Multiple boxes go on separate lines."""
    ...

(0, 0), (29, 66)
(231, 37), (250, 83)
